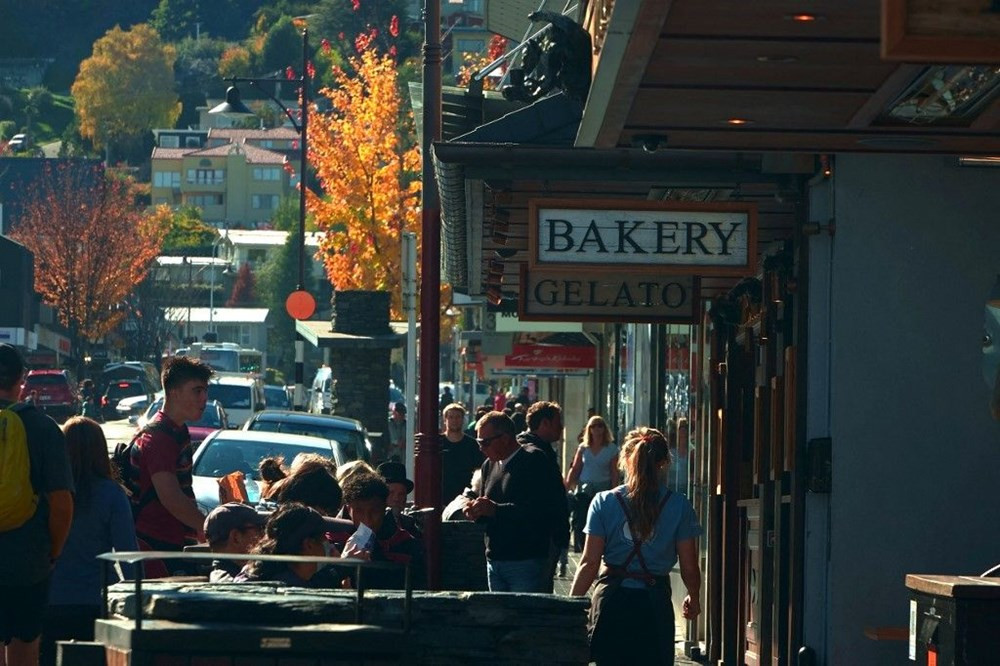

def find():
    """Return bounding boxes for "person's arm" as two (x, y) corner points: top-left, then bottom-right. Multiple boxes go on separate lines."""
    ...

(46, 489), (73, 561)
(609, 453), (620, 487)
(677, 537), (701, 619)
(565, 446), (583, 489)
(150, 471), (205, 539)
(109, 485), (140, 579)
(569, 534), (604, 596)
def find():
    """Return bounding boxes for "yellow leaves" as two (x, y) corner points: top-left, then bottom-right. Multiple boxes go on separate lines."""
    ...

(308, 48), (421, 319)
(71, 23), (180, 149)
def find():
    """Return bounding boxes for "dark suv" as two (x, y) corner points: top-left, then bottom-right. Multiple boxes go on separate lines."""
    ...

(101, 379), (154, 421)
(19, 369), (79, 422)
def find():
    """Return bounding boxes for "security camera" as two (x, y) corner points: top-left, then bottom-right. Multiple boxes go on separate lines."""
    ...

(632, 134), (666, 153)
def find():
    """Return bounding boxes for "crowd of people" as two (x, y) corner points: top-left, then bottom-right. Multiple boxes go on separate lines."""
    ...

(0, 342), (702, 666)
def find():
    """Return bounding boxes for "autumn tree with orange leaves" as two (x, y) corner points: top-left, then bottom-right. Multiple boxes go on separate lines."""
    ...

(9, 165), (165, 362)
(307, 47), (420, 319)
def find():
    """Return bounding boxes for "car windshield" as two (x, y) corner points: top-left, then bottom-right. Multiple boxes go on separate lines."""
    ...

(193, 438), (332, 480)
(264, 387), (290, 408)
(208, 384), (252, 409)
(191, 405), (222, 428)
(248, 420), (367, 462)
(25, 374), (67, 386)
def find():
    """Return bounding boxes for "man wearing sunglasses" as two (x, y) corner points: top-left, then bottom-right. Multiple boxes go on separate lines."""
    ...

(463, 412), (565, 593)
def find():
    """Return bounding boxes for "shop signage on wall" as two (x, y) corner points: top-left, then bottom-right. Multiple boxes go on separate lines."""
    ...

(504, 343), (597, 369)
(529, 198), (757, 275)
(519, 266), (699, 323)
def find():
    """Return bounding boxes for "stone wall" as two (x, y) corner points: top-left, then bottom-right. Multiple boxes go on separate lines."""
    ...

(331, 290), (390, 336)
(106, 583), (590, 665)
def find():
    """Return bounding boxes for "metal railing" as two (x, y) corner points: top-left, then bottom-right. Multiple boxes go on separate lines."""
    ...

(98, 550), (412, 633)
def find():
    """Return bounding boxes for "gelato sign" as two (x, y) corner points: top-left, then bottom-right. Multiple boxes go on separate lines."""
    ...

(520, 267), (698, 323)
(529, 199), (757, 275)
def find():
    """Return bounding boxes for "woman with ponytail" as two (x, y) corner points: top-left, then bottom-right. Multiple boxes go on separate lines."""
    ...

(570, 426), (702, 665)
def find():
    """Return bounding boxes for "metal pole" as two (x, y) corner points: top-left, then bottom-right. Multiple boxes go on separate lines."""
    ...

(402, 232), (417, 483)
(415, 0), (442, 590)
(209, 240), (216, 333)
(186, 257), (192, 343)
(293, 27), (309, 411)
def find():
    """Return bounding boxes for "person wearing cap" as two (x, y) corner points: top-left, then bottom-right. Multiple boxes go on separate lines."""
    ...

(203, 503), (267, 583)
(0, 343), (74, 666)
(376, 461), (421, 537)
(386, 401), (407, 463)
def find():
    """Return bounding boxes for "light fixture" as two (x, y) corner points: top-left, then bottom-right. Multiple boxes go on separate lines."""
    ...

(491, 207), (510, 245)
(485, 286), (503, 306)
(494, 248), (518, 259)
(486, 259), (505, 281)
(878, 65), (1000, 127)
(785, 13), (822, 22)
(756, 55), (799, 63)
(208, 86), (255, 117)
(958, 156), (1000, 168)
(632, 133), (668, 153)
(726, 118), (753, 126)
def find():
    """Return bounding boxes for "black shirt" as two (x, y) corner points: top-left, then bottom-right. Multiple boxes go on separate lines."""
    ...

(440, 433), (483, 503)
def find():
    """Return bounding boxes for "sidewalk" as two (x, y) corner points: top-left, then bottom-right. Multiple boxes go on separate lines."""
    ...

(552, 548), (704, 665)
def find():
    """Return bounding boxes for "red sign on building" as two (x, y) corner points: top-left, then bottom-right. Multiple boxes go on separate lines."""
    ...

(504, 344), (597, 369)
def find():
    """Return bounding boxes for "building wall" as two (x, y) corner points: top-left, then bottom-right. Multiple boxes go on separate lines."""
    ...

(814, 154), (1000, 663)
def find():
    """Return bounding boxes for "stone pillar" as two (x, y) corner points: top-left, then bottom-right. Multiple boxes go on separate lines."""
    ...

(328, 291), (394, 460)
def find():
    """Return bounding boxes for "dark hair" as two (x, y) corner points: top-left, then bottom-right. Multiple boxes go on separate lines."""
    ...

(161, 355), (213, 392)
(246, 502), (326, 580)
(474, 405), (490, 418)
(275, 464), (343, 516)
(259, 456), (287, 484)
(341, 472), (389, 504)
(475, 411), (516, 437)
(0, 343), (25, 391)
(620, 427), (671, 541)
(526, 401), (561, 431)
(62, 416), (115, 503)
(511, 411), (526, 433)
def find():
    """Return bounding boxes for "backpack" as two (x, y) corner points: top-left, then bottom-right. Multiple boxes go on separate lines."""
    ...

(112, 421), (185, 518)
(0, 402), (38, 531)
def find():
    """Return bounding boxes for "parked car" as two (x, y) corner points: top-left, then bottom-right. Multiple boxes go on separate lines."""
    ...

(116, 390), (164, 421)
(7, 133), (30, 152)
(101, 379), (155, 421)
(208, 374), (265, 428)
(263, 384), (291, 410)
(135, 398), (228, 448)
(19, 369), (79, 422)
(191, 430), (347, 513)
(309, 366), (334, 414)
(243, 410), (373, 463)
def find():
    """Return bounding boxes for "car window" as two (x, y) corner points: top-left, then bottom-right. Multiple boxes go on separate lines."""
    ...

(191, 405), (222, 428)
(106, 382), (146, 399)
(247, 420), (367, 462)
(25, 374), (68, 386)
(209, 384), (252, 409)
(264, 387), (290, 408)
(193, 439), (333, 479)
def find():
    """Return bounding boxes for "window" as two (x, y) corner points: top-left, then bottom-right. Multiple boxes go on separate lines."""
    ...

(247, 249), (268, 264)
(259, 140), (273, 148)
(160, 135), (180, 148)
(153, 171), (180, 188)
(187, 169), (225, 185)
(253, 167), (281, 181)
(239, 325), (252, 347)
(187, 194), (224, 207)
(251, 194), (279, 210)
(185, 136), (202, 147)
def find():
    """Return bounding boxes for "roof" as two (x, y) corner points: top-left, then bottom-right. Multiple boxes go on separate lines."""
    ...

(211, 374), (260, 387)
(156, 256), (231, 267)
(164, 307), (269, 324)
(201, 429), (333, 449)
(249, 410), (365, 431)
(208, 128), (300, 142)
(151, 147), (191, 160)
(221, 229), (323, 247)
(151, 143), (287, 165)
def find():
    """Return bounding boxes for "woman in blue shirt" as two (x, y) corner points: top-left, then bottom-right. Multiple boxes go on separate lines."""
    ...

(42, 416), (137, 666)
(570, 426), (702, 665)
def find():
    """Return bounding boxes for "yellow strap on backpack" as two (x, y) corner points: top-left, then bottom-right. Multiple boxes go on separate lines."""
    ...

(0, 404), (39, 531)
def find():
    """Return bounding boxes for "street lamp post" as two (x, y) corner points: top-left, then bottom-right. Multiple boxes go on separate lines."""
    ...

(210, 26), (316, 408)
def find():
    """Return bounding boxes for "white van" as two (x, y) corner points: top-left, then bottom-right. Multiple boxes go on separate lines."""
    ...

(208, 374), (265, 428)
(309, 366), (335, 414)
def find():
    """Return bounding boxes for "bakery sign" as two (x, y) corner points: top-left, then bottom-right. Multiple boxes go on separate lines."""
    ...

(504, 344), (597, 369)
(529, 198), (757, 276)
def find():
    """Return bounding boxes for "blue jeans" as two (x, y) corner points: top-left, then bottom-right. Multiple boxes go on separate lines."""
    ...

(486, 557), (548, 592)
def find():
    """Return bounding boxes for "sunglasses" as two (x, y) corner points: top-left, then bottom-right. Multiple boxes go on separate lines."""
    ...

(476, 433), (505, 448)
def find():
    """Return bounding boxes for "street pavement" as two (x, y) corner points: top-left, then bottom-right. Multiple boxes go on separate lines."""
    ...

(101, 417), (136, 453)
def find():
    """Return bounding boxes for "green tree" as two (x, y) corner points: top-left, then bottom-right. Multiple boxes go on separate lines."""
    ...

(315, 0), (417, 63)
(257, 197), (302, 377)
(150, 0), (200, 41)
(151, 205), (217, 252)
(260, 16), (302, 75)
(71, 24), (181, 164)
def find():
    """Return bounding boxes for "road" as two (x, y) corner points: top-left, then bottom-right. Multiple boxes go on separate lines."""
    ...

(101, 417), (136, 454)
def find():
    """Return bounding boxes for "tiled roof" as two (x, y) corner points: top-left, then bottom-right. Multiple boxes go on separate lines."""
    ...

(187, 143), (287, 164)
(208, 127), (299, 141)
(151, 148), (190, 160)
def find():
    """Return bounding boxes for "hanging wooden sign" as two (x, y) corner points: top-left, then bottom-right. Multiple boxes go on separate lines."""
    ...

(519, 265), (699, 323)
(529, 198), (757, 276)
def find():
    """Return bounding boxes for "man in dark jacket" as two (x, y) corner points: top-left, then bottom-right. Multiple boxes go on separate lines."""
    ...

(464, 412), (566, 592)
(516, 401), (570, 589)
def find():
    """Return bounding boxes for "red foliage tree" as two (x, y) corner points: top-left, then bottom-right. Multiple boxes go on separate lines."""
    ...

(9, 164), (164, 359)
(226, 262), (256, 306)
